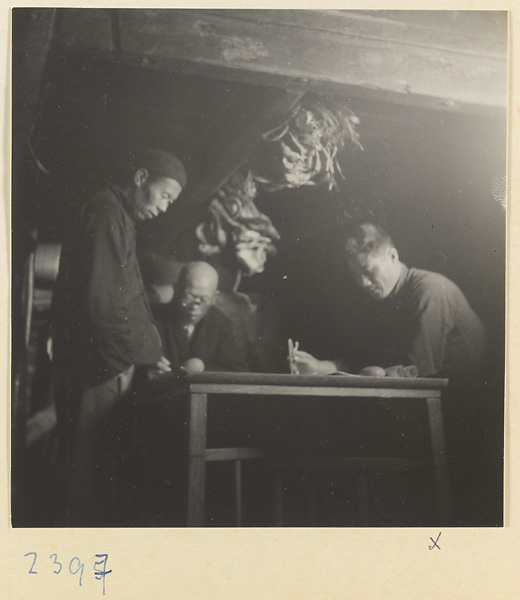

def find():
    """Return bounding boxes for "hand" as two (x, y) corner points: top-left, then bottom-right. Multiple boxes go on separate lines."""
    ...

(292, 350), (337, 375)
(147, 355), (172, 380)
(359, 365), (386, 377)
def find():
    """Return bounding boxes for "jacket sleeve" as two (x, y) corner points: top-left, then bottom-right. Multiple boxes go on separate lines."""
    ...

(399, 287), (452, 377)
(83, 198), (143, 378)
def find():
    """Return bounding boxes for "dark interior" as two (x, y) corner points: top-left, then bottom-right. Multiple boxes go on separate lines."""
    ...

(12, 9), (506, 527)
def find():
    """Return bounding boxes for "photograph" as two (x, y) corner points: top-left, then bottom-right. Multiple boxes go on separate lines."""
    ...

(11, 8), (506, 530)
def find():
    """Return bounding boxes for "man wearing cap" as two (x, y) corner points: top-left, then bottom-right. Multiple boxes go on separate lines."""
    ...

(52, 149), (187, 525)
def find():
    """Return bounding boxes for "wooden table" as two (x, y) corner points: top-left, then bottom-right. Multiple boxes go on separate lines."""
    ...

(175, 372), (450, 526)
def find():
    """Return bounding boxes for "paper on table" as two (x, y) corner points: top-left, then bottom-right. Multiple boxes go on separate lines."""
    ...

(330, 371), (363, 377)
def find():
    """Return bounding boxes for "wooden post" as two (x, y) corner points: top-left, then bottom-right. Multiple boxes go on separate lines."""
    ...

(186, 392), (208, 526)
(356, 473), (370, 526)
(426, 396), (452, 524)
(234, 460), (243, 527)
(274, 472), (284, 527)
(11, 8), (57, 498)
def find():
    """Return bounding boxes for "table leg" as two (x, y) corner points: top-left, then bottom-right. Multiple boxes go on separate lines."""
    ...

(234, 460), (243, 527)
(186, 393), (208, 526)
(426, 396), (452, 524)
(275, 473), (284, 526)
(356, 473), (369, 526)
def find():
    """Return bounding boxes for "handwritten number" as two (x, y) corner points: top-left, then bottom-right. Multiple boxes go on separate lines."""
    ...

(94, 554), (112, 596)
(25, 551), (111, 591)
(24, 552), (37, 574)
(49, 553), (63, 574)
(69, 557), (84, 587)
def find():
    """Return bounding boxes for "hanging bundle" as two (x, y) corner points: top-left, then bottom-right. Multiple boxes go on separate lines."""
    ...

(196, 169), (280, 276)
(195, 96), (362, 276)
(251, 99), (363, 192)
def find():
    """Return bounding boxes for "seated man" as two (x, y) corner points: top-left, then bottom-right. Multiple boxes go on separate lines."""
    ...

(151, 261), (249, 373)
(293, 221), (493, 524)
(294, 220), (486, 381)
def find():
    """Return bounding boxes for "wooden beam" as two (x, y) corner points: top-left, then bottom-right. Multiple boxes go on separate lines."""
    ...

(56, 9), (507, 112)
(12, 7), (57, 486)
(148, 87), (304, 248)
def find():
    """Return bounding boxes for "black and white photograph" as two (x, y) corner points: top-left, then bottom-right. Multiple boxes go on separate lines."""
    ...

(11, 8), (507, 530)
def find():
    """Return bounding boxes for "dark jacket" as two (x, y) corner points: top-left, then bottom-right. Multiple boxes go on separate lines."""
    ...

(52, 185), (162, 385)
(153, 303), (249, 372)
(345, 264), (486, 379)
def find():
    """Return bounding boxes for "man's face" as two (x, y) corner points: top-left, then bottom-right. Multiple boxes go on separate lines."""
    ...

(347, 247), (401, 300)
(178, 279), (217, 325)
(133, 173), (182, 221)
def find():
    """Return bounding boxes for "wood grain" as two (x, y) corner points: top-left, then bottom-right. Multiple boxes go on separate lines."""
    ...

(56, 9), (507, 111)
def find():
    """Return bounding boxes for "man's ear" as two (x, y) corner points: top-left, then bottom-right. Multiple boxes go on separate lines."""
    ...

(134, 168), (149, 188)
(389, 247), (399, 263)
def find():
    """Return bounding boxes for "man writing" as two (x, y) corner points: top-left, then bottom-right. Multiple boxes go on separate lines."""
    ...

(151, 261), (249, 373)
(293, 221), (490, 524)
(52, 149), (187, 525)
(294, 221), (486, 380)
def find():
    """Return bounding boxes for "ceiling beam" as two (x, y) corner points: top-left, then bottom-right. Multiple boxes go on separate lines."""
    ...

(142, 87), (304, 250)
(55, 9), (507, 114)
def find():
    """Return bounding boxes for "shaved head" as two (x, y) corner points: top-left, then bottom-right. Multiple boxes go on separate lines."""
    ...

(179, 261), (219, 292)
(177, 262), (219, 325)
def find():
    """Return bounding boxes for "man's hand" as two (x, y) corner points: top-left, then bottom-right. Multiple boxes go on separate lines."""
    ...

(292, 350), (338, 375)
(147, 355), (172, 380)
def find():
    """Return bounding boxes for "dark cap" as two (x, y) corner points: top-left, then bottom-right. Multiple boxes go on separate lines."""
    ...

(136, 149), (187, 188)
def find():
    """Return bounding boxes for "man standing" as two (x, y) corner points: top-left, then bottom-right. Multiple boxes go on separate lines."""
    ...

(152, 261), (249, 373)
(52, 149), (187, 525)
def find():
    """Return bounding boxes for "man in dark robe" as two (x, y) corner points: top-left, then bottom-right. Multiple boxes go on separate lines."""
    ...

(52, 149), (187, 525)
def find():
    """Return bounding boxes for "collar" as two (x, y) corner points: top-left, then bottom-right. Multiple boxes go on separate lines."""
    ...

(170, 303), (210, 330)
(107, 183), (137, 222)
(387, 262), (409, 299)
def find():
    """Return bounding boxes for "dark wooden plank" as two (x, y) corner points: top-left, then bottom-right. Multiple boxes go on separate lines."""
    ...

(187, 392), (208, 457)
(356, 473), (369, 526)
(186, 456), (206, 526)
(118, 10), (506, 110)
(234, 460), (242, 527)
(426, 396), (452, 523)
(187, 370), (449, 389)
(151, 87), (304, 246)
(52, 44), (507, 120)
(12, 7), (57, 489)
(206, 447), (278, 461)
(185, 392), (208, 525)
(190, 384), (442, 399)
(54, 9), (506, 111)
(349, 9), (506, 44)
(55, 7), (114, 52)
(201, 10), (506, 55)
